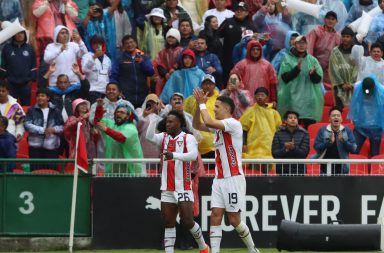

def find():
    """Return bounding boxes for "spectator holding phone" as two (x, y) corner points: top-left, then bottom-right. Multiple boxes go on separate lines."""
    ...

(44, 25), (88, 87)
(81, 3), (106, 51)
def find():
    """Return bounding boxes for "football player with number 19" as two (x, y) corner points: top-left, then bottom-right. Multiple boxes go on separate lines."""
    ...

(146, 110), (209, 253)
(193, 90), (260, 253)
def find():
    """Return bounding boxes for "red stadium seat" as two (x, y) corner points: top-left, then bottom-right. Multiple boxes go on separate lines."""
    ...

(349, 154), (369, 175)
(359, 139), (370, 157)
(321, 106), (332, 123)
(31, 169), (60, 174)
(342, 106), (351, 123)
(21, 106), (30, 114)
(370, 154), (384, 175)
(308, 123), (328, 140)
(306, 152), (320, 176)
(324, 91), (335, 106)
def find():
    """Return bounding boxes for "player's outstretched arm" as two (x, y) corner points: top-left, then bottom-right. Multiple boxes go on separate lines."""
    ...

(145, 114), (163, 145)
(193, 89), (225, 131)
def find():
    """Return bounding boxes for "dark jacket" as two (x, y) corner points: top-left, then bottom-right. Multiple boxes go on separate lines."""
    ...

(199, 28), (223, 62)
(24, 103), (64, 150)
(0, 31), (37, 85)
(0, 131), (17, 172)
(110, 49), (154, 108)
(218, 16), (256, 71)
(195, 50), (223, 75)
(272, 125), (310, 175)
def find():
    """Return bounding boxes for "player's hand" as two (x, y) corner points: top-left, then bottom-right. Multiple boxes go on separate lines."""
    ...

(193, 88), (208, 104)
(161, 151), (173, 160)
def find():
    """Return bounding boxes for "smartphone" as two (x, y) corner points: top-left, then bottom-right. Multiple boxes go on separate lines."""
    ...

(97, 44), (102, 51)
(145, 102), (152, 110)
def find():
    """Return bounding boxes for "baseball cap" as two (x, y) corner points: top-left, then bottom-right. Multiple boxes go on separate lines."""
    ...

(362, 77), (375, 95)
(170, 92), (184, 101)
(325, 11), (337, 20)
(295, 35), (307, 43)
(145, 93), (160, 103)
(235, 2), (249, 11)
(201, 74), (216, 84)
(242, 30), (254, 39)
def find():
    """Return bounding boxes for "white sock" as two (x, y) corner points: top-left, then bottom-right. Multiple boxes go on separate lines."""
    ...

(235, 221), (256, 252)
(210, 225), (222, 253)
(189, 222), (206, 250)
(164, 227), (176, 253)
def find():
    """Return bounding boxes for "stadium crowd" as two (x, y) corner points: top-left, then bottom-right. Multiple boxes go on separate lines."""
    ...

(1, 0), (384, 175)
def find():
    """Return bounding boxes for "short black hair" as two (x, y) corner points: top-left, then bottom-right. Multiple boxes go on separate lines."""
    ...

(0, 116), (8, 129)
(254, 87), (269, 96)
(106, 82), (120, 91)
(216, 96), (235, 114)
(36, 88), (51, 98)
(90, 35), (105, 45)
(371, 43), (383, 52)
(329, 106), (343, 116)
(284, 110), (300, 120)
(122, 35), (137, 45)
(167, 110), (186, 128)
(0, 79), (9, 90)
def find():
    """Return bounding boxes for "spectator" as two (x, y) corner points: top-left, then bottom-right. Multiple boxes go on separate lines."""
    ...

(94, 99), (145, 175)
(64, 98), (97, 173)
(272, 110), (310, 175)
(318, 0), (348, 32)
(201, 0), (234, 27)
(136, 8), (167, 60)
(252, 0), (292, 60)
(24, 88), (64, 171)
(306, 11), (341, 88)
(218, 1), (257, 84)
(351, 43), (384, 84)
(0, 80), (25, 141)
(74, 0), (93, 23)
(1, 30), (37, 106)
(103, 0), (132, 62)
(162, 0), (192, 29)
(291, 0), (320, 36)
(81, 35), (112, 104)
(313, 106), (356, 174)
(348, 76), (384, 157)
(81, 3), (106, 51)
(366, 0), (384, 45)
(44, 63), (90, 122)
(32, 0), (79, 59)
(135, 93), (162, 158)
(232, 30), (254, 66)
(240, 87), (281, 165)
(160, 48), (204, 103)
(278, 35), (324, 129)
(220, 73), (252, 119)
(271, 30), (299, 72)
(183, 74), (220, 158)
(179, 19), (197, 48)
(329, 26), (358, 109)
(345, 0), (377, 25)
(152, 28), (183, 96)
(231, 40), (278, 104)
(199, 15), (223, 63)
(194, 36), (223, 88)
(0, 0), (23, 23)
(110, 35), (155, 108)
(0, 116), (17, 172)
(44, 25), (88, 87)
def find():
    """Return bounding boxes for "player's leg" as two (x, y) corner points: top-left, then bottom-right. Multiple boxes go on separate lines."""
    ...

(210, 178), (226, 253)
(179, 199), (209, 252)
(161, 193), (178, 253)
(225, 175), (259, 253)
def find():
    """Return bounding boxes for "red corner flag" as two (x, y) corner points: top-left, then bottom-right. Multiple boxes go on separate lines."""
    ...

(75, 122), (88, 173)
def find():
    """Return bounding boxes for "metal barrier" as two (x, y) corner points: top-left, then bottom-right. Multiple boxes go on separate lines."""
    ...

(2, 158), (384, 177)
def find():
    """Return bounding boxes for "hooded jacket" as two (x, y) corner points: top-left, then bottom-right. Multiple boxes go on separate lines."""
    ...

(160, 48), (205, 103)
(43, 25), (88, 86)
(0, 31), (37, 85)
(231, 40), (278, 102)
(1, 95), (25, 138)
(271, 31), (299, 72)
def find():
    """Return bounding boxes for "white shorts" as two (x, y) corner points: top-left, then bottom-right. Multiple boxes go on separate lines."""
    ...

(161, 190), (194, 204)
(211, 175), (246, 212)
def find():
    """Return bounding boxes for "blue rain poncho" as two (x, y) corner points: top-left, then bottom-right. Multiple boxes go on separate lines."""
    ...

(271, 30), (299, 72)
(348, 75), (384, 129)
(318, 0), (348, 32)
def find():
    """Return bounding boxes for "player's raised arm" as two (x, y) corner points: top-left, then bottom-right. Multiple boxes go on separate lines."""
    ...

(193, 88), (225, 130)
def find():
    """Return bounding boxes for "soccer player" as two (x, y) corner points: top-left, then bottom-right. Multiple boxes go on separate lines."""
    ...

(146, 110), (209, 253)
(192, 90), (260, 253)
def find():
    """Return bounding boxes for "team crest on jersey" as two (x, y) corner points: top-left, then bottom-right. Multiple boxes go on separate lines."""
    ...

(177, 140), (183, 147)
(23, 50), (29, 57)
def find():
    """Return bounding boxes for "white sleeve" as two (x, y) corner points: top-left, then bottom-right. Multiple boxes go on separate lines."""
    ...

(43, 45), (62, 64)
(81, 53), (96, 74)
(145, 114), (164, 146)
(76, 42), (88, 58)
(33, 0), (49, 17)
(351, 45), (364, 66)
(222, 118), (242, 137)
(173, 135), (198, 161)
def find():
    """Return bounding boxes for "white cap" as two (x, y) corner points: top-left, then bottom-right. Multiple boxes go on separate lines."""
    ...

(166, 28), (181, 43)
(242, 30), (254, 39)
(201, 74), (216, 84)
(145, 8), (167, 22)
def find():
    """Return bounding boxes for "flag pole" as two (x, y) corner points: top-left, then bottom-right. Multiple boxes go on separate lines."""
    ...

(69, 122), (82, 253)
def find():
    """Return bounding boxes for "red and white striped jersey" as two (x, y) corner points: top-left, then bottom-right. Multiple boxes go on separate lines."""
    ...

(214, 118), (243, 179)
